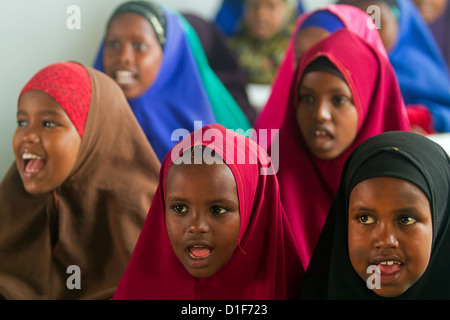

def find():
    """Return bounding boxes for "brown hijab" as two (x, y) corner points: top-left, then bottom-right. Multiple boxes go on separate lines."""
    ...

(0, 62), (160, 299)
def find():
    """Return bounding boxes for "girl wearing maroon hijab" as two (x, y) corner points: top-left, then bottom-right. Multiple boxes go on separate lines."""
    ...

(274, 29), (410, 272)
(113, 124), (302, 299)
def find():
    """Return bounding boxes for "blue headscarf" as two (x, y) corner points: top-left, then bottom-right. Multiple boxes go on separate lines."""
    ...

(389, 0), (450, 132)
(93, 3), (216, 162)
(298, 10), (345, 33)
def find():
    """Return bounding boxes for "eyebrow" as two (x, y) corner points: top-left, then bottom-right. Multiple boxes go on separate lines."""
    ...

(17, 109), (65, 117)
(165, 196), (237, 206)
(299, 85), (350, 95)
(349, 206), (422, 215)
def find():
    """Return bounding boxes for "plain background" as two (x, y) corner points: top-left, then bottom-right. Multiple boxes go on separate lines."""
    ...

(0, 0), (333, 180)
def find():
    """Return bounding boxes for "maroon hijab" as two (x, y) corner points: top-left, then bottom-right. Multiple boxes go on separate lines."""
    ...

(275, 29), (410, 271)
(113, 124), (303, 299)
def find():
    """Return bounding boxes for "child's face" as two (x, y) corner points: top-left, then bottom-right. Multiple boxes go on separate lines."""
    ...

(296, 71), (358, 160)
(103, 12), (163, 99)
(348, 177), (433, 297)
(245, 0), (289, 40)
(412, 0), (447, 23)
(165, 162), (240, 278)
(13, 90), (81, 194)
(294, 27), (330, 65)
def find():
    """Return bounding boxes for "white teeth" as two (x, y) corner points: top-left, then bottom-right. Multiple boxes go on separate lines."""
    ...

(314, 130), (328, 137)
(22, 153), (42, 160)
(115, 70), (135, 84)
(380, 261), (401, 265)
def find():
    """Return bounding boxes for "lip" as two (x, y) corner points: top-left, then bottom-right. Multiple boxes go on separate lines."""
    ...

(369, 256), (404, 284)
(19, 148), (47, 179)
(185, 240), (214, 267)
(309, 125), (334, 148)
(113, 68), (138, 86)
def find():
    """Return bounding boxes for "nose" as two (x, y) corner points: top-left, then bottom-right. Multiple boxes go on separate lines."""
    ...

(374, 223), (399, 250)
(119, 43), (134, 65)
(188, 211), (209, 234)
(21, 125), (41, 144)
(314, 100), (332, 122)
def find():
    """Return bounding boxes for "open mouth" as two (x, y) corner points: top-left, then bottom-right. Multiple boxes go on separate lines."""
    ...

(378, 260), (402, 276)
(22, 152), (46, 174)
(114, 70), (137, 85)
(188, 245), (213, 260)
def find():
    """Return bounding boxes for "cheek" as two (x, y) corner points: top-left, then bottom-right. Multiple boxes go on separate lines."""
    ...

(337, 108), (358, 146)
(348, 224), (370, 278)
(47, 132), (81, 177)
(138, 50), (163, 89)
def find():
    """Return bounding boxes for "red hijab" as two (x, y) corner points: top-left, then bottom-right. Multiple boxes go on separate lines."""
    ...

(254, 4), (388, 134)
(275, 29), (410, 272)
(113, 124), (303, 299)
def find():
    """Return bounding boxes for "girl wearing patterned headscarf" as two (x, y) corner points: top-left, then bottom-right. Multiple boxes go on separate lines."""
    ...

(0, 61), (160, 299)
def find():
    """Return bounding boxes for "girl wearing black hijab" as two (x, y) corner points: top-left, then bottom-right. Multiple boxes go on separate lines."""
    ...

(299, 131), (450, 299)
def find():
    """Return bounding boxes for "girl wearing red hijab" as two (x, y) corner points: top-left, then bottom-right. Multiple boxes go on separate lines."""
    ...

(274, 29), (410, 273)
(113, 124), (302, 299)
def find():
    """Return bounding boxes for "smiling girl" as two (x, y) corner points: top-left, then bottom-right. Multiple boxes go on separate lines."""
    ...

(94, 1), (251, 162)
(0, 61), (160, 299)
(299, 131), (450, 299)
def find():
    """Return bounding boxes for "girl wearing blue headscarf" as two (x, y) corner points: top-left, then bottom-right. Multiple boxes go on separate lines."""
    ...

(94, 1), (251, 161)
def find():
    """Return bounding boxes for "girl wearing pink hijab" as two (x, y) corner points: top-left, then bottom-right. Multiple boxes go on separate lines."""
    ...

(274, 29), (410, 272)
(113, 124), (302, 299)
(254, 4), (388, 134)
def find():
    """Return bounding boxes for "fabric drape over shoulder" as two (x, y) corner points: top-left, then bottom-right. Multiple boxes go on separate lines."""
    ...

(113, 124), (303, 300)
(0, 62), (160, 299)
(274, 29), (410, 272)
(94, 2), (251, 162)
(299, 131), (450, 299)
(428, 1), (450, 70)
(254, 4), (388, 135)
(387, 0), (450, 132)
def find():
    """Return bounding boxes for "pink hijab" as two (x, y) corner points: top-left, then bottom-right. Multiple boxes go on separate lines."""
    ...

(113, 124), (303, 299)
(275, 29), (410, 271)
(254, 4), (388, 133)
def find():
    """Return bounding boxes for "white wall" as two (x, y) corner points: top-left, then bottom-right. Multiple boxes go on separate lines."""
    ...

(0, 0), (333, 180)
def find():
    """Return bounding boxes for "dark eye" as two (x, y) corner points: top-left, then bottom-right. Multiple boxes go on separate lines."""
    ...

(172, 204), (188, 214)
(106, 41), (120, 50)
(17, 120), (27, 127)
(332, 95), (350, 106)
(211, 206), (227, 216)
(298, 94), (314, 105)
(358, 214), (376, 225)
(43, 121), (58, 128)
(133, 42), (148, 51)
(399, 216), (417, 226)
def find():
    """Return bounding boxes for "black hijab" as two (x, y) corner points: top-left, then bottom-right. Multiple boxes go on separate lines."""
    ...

(298, 131), (450, 299)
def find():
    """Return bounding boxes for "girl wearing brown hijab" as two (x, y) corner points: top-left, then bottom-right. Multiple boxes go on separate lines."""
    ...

(0, 61), (160, 299)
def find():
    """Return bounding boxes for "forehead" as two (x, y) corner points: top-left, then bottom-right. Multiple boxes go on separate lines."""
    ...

(350, 176), (430, 205)
(18, 90), (64, 113)
(299, 70), (350, 91)
(107, 12), (154, 36)
(165, 162), (236, 192)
